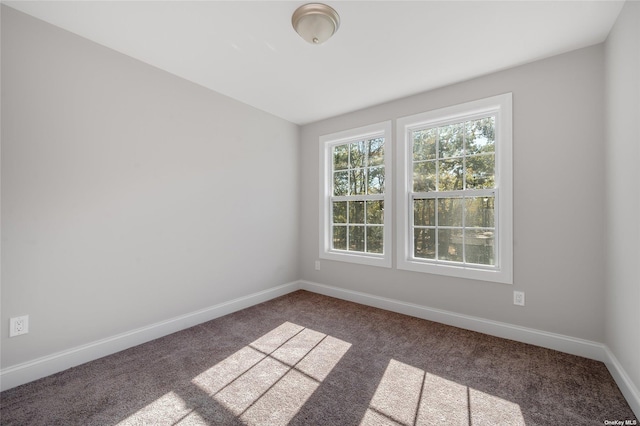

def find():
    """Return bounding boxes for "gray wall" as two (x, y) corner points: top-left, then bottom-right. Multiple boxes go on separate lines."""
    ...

(3, 1), (638, 403)
(605, 0), (640, 401)
(300, 44), (606, 342)
(1, 6), (300, 368)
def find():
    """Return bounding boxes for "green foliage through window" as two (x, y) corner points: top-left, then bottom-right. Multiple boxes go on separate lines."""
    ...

(411, 116), (496, 266)
(333, 138), (385, 196)
(330, 137), (385, 254)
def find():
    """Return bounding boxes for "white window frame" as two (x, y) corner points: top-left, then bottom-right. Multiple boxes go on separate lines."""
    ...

(396, 94), (513, 284)
(320, 121), (393, 268)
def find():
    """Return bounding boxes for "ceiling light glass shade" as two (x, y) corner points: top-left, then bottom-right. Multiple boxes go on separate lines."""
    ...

(292, 3), (340, 45)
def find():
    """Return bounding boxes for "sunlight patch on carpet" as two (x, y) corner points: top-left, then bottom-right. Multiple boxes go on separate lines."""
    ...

(468, 387), (526, 425)
(192, 321), (351, 425)
(361, 359), (525, 426)
(116, 391), (199, 425)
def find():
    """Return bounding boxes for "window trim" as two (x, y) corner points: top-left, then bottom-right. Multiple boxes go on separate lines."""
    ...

(319, 121), (393, 268)
(396, 94), (513, 284)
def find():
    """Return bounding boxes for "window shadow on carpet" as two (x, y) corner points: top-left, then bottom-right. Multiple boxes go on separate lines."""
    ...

(116, 320), (526, 426)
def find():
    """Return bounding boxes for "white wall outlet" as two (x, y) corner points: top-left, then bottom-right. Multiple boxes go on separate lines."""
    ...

(315, 260), (321, 271)
(10, 315), (29, 337)
(513, 291), (525, 306)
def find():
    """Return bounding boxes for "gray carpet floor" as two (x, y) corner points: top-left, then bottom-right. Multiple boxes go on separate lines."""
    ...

(0, 290), (636, 425)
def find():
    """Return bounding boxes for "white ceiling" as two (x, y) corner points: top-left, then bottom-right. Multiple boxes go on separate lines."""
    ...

(3, 1), (625, 125)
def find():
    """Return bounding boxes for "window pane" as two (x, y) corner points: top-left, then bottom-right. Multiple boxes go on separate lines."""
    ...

(349, 141), (366, 168)
(333, 201), (347, 224)
(350, 168), (366, 195)
(333, 144), (349, 170)
(413, 161), (436, 192)
(465, 197), (494, 228)
(333, 171), (348, 196)
(413, 129), (436, 161)
(366, 200), (384, 224)
(465, 229), (495, 265)
(349, 226), (365, 252)
(366, 226), (383, 254)
(332, 226), (347, 250)
(414, 199), (435, 226)
(414, 228), (435, 259)
(466, 117), (495, 155)
(438, 158), (464, 191)
(349, 201), (365, 224)
(438, 198), (463, 227)
(322, 121), (391, 266)
(438, 228), (463, 262)
(368, 138), (385, 166)
(466, 154), (495, 189)
(396, 94), (512, 276)
(367, 166), (385, 194)
(438, 124), (464, 158)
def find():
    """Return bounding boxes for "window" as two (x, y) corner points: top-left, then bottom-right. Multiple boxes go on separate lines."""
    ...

(396, 94), (513, 283)
(320, 121), (392, 267)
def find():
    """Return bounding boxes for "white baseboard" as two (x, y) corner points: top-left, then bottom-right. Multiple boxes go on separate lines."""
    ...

(2, 279), (638, 419)
(604, 347), (640, 418)
(0, 281), (300, 392)
(299, 280), (639, 418)
(299, 280), (608, 360)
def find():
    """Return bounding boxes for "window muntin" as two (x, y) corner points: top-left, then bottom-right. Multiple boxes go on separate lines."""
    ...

(320, 121), (392, 267)
(397, 94), (512, 283)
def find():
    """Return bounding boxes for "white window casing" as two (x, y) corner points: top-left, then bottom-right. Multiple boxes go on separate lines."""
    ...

(320, 121), (393, 268)
(396, 94), (513, 284)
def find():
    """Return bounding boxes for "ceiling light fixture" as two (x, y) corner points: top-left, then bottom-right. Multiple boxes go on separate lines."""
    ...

(291, 3), (340, 45)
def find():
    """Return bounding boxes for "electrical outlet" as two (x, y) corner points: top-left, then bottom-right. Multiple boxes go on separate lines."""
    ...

(10, 315), (29, 337)
(315, 260), (321, 271)
(513, 291), (525, 306)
